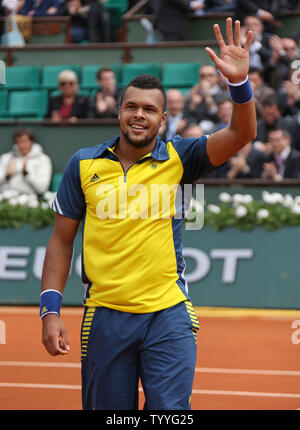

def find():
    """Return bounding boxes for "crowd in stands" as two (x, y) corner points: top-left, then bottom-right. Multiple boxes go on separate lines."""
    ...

(1, 0), (300, 192)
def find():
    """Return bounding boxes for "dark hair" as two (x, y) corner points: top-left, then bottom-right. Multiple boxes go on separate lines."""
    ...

(97, 66), (115, 80)
(13, 127), (35, 143)
(248, 66), (264, 79)
(268, 127), (291, 139)
(263, 95), (280, 107)
(120, 74), (167, 111)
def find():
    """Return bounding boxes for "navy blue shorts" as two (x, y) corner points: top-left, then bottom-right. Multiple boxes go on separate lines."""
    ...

(80, 300), (199, 410)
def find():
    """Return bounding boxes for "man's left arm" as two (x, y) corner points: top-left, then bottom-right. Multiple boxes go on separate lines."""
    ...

(205, 18), (257, 167)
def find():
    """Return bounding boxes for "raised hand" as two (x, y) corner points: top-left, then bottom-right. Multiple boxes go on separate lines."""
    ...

(205, 17), (252, 84)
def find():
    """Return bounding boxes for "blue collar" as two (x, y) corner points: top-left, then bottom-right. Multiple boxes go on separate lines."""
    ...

(96, 136), (170, 161)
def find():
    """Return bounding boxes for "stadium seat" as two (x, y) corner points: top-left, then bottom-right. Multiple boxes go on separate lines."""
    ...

(105, 0), (128, 14)
(120, 63), (160, 87)
(81, 64), (120, 90)
(6, 90), (48, 118)
(5, 65), (41, 90)
(0, 89), (8, 117)
(161, 62), (201, 89)
(41, 65), (80, 90)
(50, 173), (63, 192)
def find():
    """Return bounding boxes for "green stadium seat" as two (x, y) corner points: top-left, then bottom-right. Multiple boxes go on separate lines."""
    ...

(105, 0), (128, 14)
(0, 89), (8, 117)
(161, 62), (201, 89)
(81, 64), (120, 90)
(121, 63), (160, 87)
(50, 173), (63, 192)
(41, 65), (80, 90)
(6, 90), (48, 118)
(5, 65), (41, 90)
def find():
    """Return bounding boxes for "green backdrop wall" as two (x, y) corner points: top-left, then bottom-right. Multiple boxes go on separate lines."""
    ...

(0, 225), (299, 309)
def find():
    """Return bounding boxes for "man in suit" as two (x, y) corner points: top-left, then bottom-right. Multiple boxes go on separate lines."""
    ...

(261, 128), (300, 180)
(152, 0), (203, 41)
(248, 66), (275, 118)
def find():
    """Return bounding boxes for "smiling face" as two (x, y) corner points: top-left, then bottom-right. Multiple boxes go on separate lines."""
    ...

(118, 86), (167, 149)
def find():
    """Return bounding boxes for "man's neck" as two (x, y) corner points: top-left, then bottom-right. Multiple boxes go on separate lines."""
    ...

(115, 136), (156, 170)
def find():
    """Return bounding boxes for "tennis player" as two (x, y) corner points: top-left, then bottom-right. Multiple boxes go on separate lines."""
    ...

(40, 18), (256, 410)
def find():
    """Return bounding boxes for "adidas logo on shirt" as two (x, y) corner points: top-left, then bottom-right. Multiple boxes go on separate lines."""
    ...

(90, 174), (101, 183)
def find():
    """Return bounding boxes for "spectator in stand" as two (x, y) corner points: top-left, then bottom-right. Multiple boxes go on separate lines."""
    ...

(277, 68), (300, 117)
(61, 0), (111, 42)
(210, 96), (233, 133)
(45, 69), (89, 122)
(235, 0), (299, 33)
(152, 0), (203, 41)
(181, 123), (204, 138)
(0, 127), (52, 195)
(206, 142), (269, 179)
(255, 95), (297, 150)
(88, 66), (122, 119)
(266, 35), (300, 89)
(261, 128), (300, 180)
(240, 14), (272, 72)
(158, 89), (187, 141)
(183, 65), (226, 132)
(19, 0), (60, 16)
(248, 66), (275, 118)
(60, 0), (89, 43)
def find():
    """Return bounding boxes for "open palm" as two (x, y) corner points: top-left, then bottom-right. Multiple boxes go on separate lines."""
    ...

(206, 18), (252, 84)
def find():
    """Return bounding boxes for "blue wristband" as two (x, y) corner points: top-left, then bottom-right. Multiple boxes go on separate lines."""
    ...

(227, 76), (253, 104)
(40, 289), (63, 319)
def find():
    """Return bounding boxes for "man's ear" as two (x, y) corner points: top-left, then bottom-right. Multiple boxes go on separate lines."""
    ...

(161, 112), (167, 127)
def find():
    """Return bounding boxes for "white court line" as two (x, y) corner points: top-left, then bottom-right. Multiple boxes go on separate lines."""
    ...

(0, 382), (81, 390)
(191, 389), (300, 399)
(1, 362), (300, 377)
(195, 367), (300, 376)
(0, 361), (80, 368)
(0, 383), (300, 399)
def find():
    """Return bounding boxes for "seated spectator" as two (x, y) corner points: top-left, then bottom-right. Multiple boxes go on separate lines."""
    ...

(183, 65), (225, 131)
(261, 128), (300, 181)
(248, 66), (275, 118)
(60, 0), (89, 44)
(210, 96), (233, 133)
(266, 35), (300, 89)
(159, 89), (187, 141)
(88, 66), (122, 119)
(181, 123), (204, 138)
(277, 68), (300, 117)
(206, 142), (269, 179)
(0, 127), (52, 195)
(235, 0), (298, 33)
(19, 0), (60, 16)
(45, 69), (89, 122)
(240, 15), (272, 72)
(255, 95), (296, 150)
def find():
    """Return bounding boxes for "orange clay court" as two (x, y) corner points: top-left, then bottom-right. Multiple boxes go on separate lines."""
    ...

(0, 306), (300, 410)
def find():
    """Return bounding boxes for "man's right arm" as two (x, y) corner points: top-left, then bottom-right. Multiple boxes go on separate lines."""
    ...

(41, 213), (80, 356)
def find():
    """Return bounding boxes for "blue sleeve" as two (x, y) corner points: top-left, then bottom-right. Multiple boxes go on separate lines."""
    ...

(51, 151), (85, 220)
(172, 134), (214, 183)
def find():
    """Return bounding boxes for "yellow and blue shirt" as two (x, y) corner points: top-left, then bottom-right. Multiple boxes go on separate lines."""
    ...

(51, 134), (213, 313)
